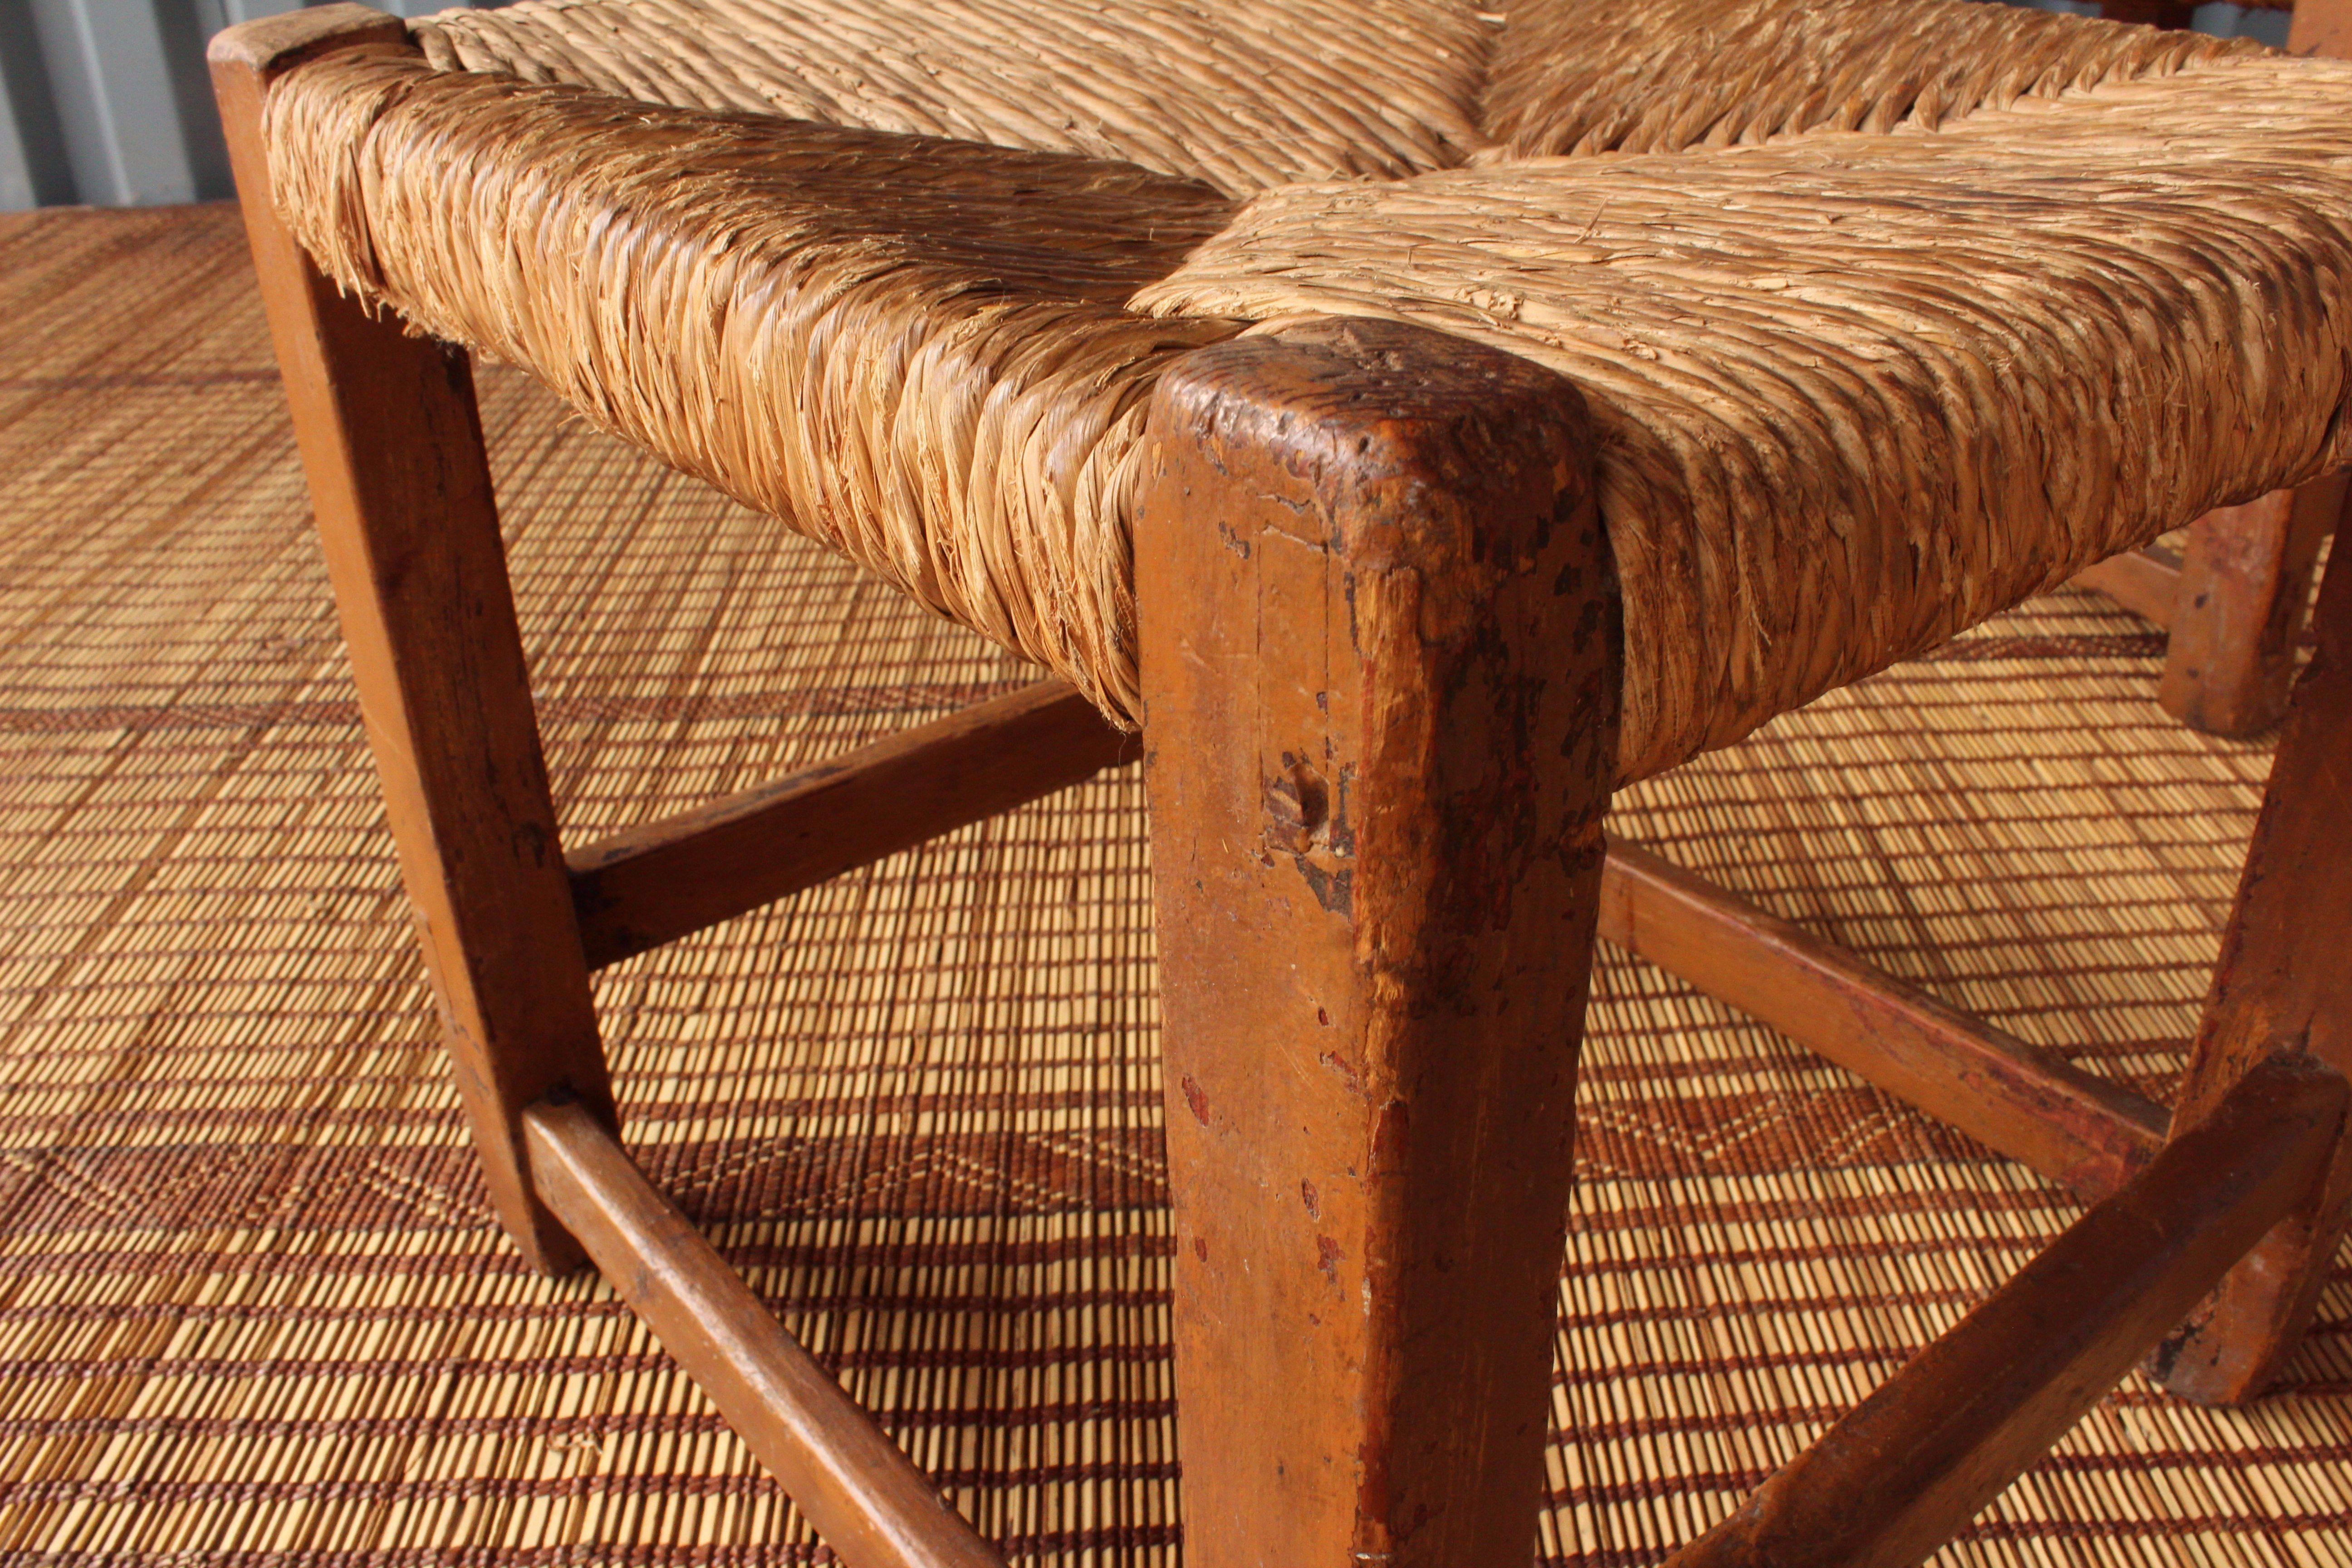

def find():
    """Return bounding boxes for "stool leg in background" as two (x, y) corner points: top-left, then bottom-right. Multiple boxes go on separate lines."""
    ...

(2159, 477), (2344, 736)
(211, 8), (617, 1274)
(2153, 525), (2352, 1403)
(1136, 319), (1619, 1568)
(2138, 0), (2352, 1382)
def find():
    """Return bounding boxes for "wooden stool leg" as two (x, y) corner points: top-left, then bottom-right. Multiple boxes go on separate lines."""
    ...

(212, 9), (617, 1274)
(1136, 320), (1618, 1568)
(2292, 0), (2352, 64)
(2151, 529), (2352, 1404)
(2158, 476), (2342, 737)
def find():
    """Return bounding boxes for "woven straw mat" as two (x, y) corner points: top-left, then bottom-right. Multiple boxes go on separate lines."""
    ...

(1, 204), (2347, 1564)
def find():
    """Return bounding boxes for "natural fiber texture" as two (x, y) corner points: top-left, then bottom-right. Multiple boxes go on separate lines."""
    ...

(8, 204), (2352, 1563)
(1480, 0), (2259, 159)
(266, 52), (1241, 721)
(1137, 53), (2352, 777)
(262, 0), (2352, 780)
(412, 0), (1498, 195)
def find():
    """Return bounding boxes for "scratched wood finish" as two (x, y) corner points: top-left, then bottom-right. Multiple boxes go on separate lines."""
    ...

(2159, 478), (2344, 735)
(1599, 837), (2167, 1200)
(1666, 1055), (2347, 1568)
(524, 1099), (1007, 1568)
(2069, 542), (2181, 629)
(1136, 318), (1618, 1568)
(211, 6), (617, 1274)
(568, 681), (1135, 968)
(2151, 531), (2352, 1404)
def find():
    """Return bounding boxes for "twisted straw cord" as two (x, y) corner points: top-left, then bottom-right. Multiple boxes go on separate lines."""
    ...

(1482, 0), (2260, 159)
(264, 3), (2352, 780)
(1137, 55), (2352, 779)
(413, 0), (1500, 196)
(265, 54), (1242, 720)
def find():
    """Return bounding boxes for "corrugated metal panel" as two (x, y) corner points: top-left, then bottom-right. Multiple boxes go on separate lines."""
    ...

(0, 0), (2300, 213)
(0, 0), (487, 210)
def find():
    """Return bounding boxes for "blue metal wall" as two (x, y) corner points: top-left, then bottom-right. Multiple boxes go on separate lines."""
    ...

(0, 0), (491, 210)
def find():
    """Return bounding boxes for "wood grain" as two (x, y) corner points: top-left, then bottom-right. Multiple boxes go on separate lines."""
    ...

(1666, 1054), (2347, 1568)
(1136, 318), (1618, 1568)
(2069, 542), (2181, 630)
(568, 681), (1135, 968)
(2152, 528), (2352, 1404)
(206, 0), (407, 76)
(2293, 0), (2352, 60)
(524, 1098), (1006, 1568)
(1599, 837), (2167, 1200)
(2159, 478), (2343, 736)
(211, 5), (617, 1274)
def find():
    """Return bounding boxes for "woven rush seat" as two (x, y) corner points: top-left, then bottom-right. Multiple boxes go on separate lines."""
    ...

(255, 0), (2352, 782)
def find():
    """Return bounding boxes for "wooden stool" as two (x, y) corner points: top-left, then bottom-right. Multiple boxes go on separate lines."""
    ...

(211, 4), (2352, 1563)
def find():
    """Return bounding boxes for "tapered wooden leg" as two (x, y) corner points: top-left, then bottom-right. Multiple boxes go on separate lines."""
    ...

(212, 8), (617, 1274)
(2151, 532), (2352, 1403)
(1135, 319), (1617, 1568)
(2158, 477), (2343, 736)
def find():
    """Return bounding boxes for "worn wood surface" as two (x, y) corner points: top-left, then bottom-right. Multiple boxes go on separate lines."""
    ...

(2159, 479), (2343, 736)
(205, 0), (406, 76)
(1599, 838), (2167, 1200)
(2069, 542), (2181, 630)
(1136, 318), (1617, 1568)
(524, 1099), (1005, 1568)
(2293, 0), (2352, 59)
(2153, 533), (2352, 1404)
(1667, 1055), (2347, 1568)
(568, 681), (1134, 968)
(211, 6), (617, 1273)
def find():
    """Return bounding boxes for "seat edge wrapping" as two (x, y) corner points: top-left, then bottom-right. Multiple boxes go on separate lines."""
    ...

(263, 34), (2352, 784)
(263, 51), (1244, 723)
(1138, 56), (2352, 779)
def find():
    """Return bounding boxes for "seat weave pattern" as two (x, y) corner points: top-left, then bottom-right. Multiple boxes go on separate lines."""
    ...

(1481, 0), (2255, 159)
(1137, 58), (2352, 775)
(412, 0), (1494, 195)
(260, 0), (2352, 780)
(267, 53), (1241, 720)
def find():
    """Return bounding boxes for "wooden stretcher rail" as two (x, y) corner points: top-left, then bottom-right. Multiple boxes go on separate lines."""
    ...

(524, 1098), (1007, 1568)
(1663, 1054), (2347, 1568)
(567, 681), (1137, 968)
(2071, 543), (2182, 629)
(1598, 837), (2170, 1201)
